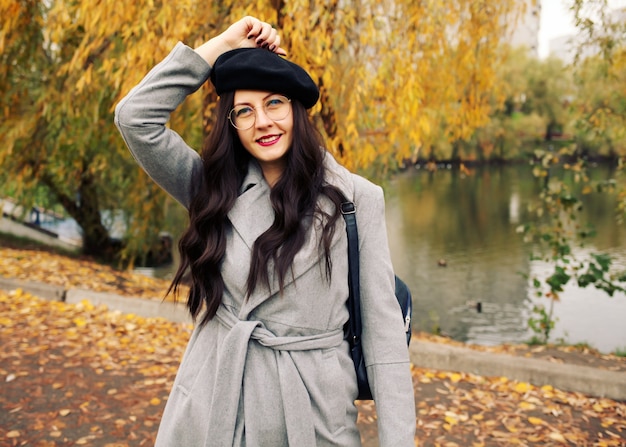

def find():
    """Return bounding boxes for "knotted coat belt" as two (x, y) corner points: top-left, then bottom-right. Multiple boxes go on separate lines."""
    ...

(205, 304), (346, 446)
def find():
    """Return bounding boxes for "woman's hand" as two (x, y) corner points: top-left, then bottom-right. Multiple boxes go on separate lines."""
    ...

(195, 16), (286, 66)
(220, 16), (286, 54)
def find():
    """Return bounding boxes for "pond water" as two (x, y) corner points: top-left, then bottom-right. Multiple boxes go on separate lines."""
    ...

(385, 163), (626, 353)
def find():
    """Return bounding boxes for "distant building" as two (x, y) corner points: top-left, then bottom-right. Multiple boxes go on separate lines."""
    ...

(507, 0), (542, 57)
(548, 33), (582, 65)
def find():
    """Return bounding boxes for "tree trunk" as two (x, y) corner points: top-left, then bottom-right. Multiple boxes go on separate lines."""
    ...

(74, 177), (118, 260)
(42, 172), (121, 262)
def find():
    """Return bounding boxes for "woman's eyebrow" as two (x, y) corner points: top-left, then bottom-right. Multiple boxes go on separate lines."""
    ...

(234, 93), (281, 107)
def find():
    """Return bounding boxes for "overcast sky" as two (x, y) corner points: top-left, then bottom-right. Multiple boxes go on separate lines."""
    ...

(538, 0), (626, 58)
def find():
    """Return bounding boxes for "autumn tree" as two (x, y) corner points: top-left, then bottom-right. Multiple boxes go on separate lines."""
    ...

(0, 1), (179, 262)
(0, 0), (523, 263)
(365, 1), (524, 166)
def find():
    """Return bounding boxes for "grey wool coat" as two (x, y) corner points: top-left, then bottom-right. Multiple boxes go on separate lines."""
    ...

(115, 43), (416, 446)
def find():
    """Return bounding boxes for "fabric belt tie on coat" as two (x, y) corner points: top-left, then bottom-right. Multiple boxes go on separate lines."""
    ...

(205, 304), (345, 447)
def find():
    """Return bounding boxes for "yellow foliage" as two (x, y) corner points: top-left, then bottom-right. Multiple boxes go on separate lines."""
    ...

(34, 0), (520, 171)
(0, 0), (524, 254)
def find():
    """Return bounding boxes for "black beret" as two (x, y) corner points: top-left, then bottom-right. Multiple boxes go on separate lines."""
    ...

(210, 48), (320, 109)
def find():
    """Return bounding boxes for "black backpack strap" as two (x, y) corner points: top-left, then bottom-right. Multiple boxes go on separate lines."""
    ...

(340, 199), (362, 348)
(340, 194), (412, 400)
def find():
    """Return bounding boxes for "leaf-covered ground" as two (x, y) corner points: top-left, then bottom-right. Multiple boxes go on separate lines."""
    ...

(0, 245), (177, 300)
(1, 242), (625, 446)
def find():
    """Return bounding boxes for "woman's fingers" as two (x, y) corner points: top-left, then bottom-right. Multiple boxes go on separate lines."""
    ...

(244, 17), (265, 41)
(244, 18), (285, 54)
(251, 24), (274, 46)
(221, 16), (286, 55)
(270, 35), (287, 56)
(195, 16), (286, 65)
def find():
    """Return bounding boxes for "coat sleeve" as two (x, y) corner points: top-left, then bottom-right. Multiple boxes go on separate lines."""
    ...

(114, 42), (208, 209)
(354, 176), (416, 446)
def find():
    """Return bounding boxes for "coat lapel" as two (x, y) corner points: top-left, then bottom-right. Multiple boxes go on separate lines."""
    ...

(227, 155), (355, 314)
(227, 163), (274, 250)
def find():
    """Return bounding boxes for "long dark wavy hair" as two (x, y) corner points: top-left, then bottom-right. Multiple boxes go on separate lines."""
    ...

(168, 91), (345, 326)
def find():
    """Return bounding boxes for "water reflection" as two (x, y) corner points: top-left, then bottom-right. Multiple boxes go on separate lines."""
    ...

(385, 164), (626, 353)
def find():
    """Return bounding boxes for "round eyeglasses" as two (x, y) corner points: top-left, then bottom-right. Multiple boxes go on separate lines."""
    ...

(228, 95), (292, 130)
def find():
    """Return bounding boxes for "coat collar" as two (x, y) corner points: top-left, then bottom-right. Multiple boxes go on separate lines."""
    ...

(322, 151), (354, 200)
(226, 152), (355, 312)
(228, 153), (355, 249)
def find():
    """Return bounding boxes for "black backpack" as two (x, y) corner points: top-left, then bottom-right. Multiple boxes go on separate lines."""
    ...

(341, 199), (413, 400)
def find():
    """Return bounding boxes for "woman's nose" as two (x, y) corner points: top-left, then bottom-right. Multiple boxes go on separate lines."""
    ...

(254, 108), (273, 127)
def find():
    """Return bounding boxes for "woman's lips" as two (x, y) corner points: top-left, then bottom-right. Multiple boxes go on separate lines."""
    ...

(256, 135), (281, 146)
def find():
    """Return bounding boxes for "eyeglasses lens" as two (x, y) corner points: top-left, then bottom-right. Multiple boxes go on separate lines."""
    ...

(229, 96), (291, 130)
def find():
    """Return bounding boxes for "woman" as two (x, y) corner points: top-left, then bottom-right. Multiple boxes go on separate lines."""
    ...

(115, 16), (415, 447)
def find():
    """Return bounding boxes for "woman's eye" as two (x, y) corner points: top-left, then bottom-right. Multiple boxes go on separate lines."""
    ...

(266, 98), (285, 108)
(235, 107), (253, 117)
